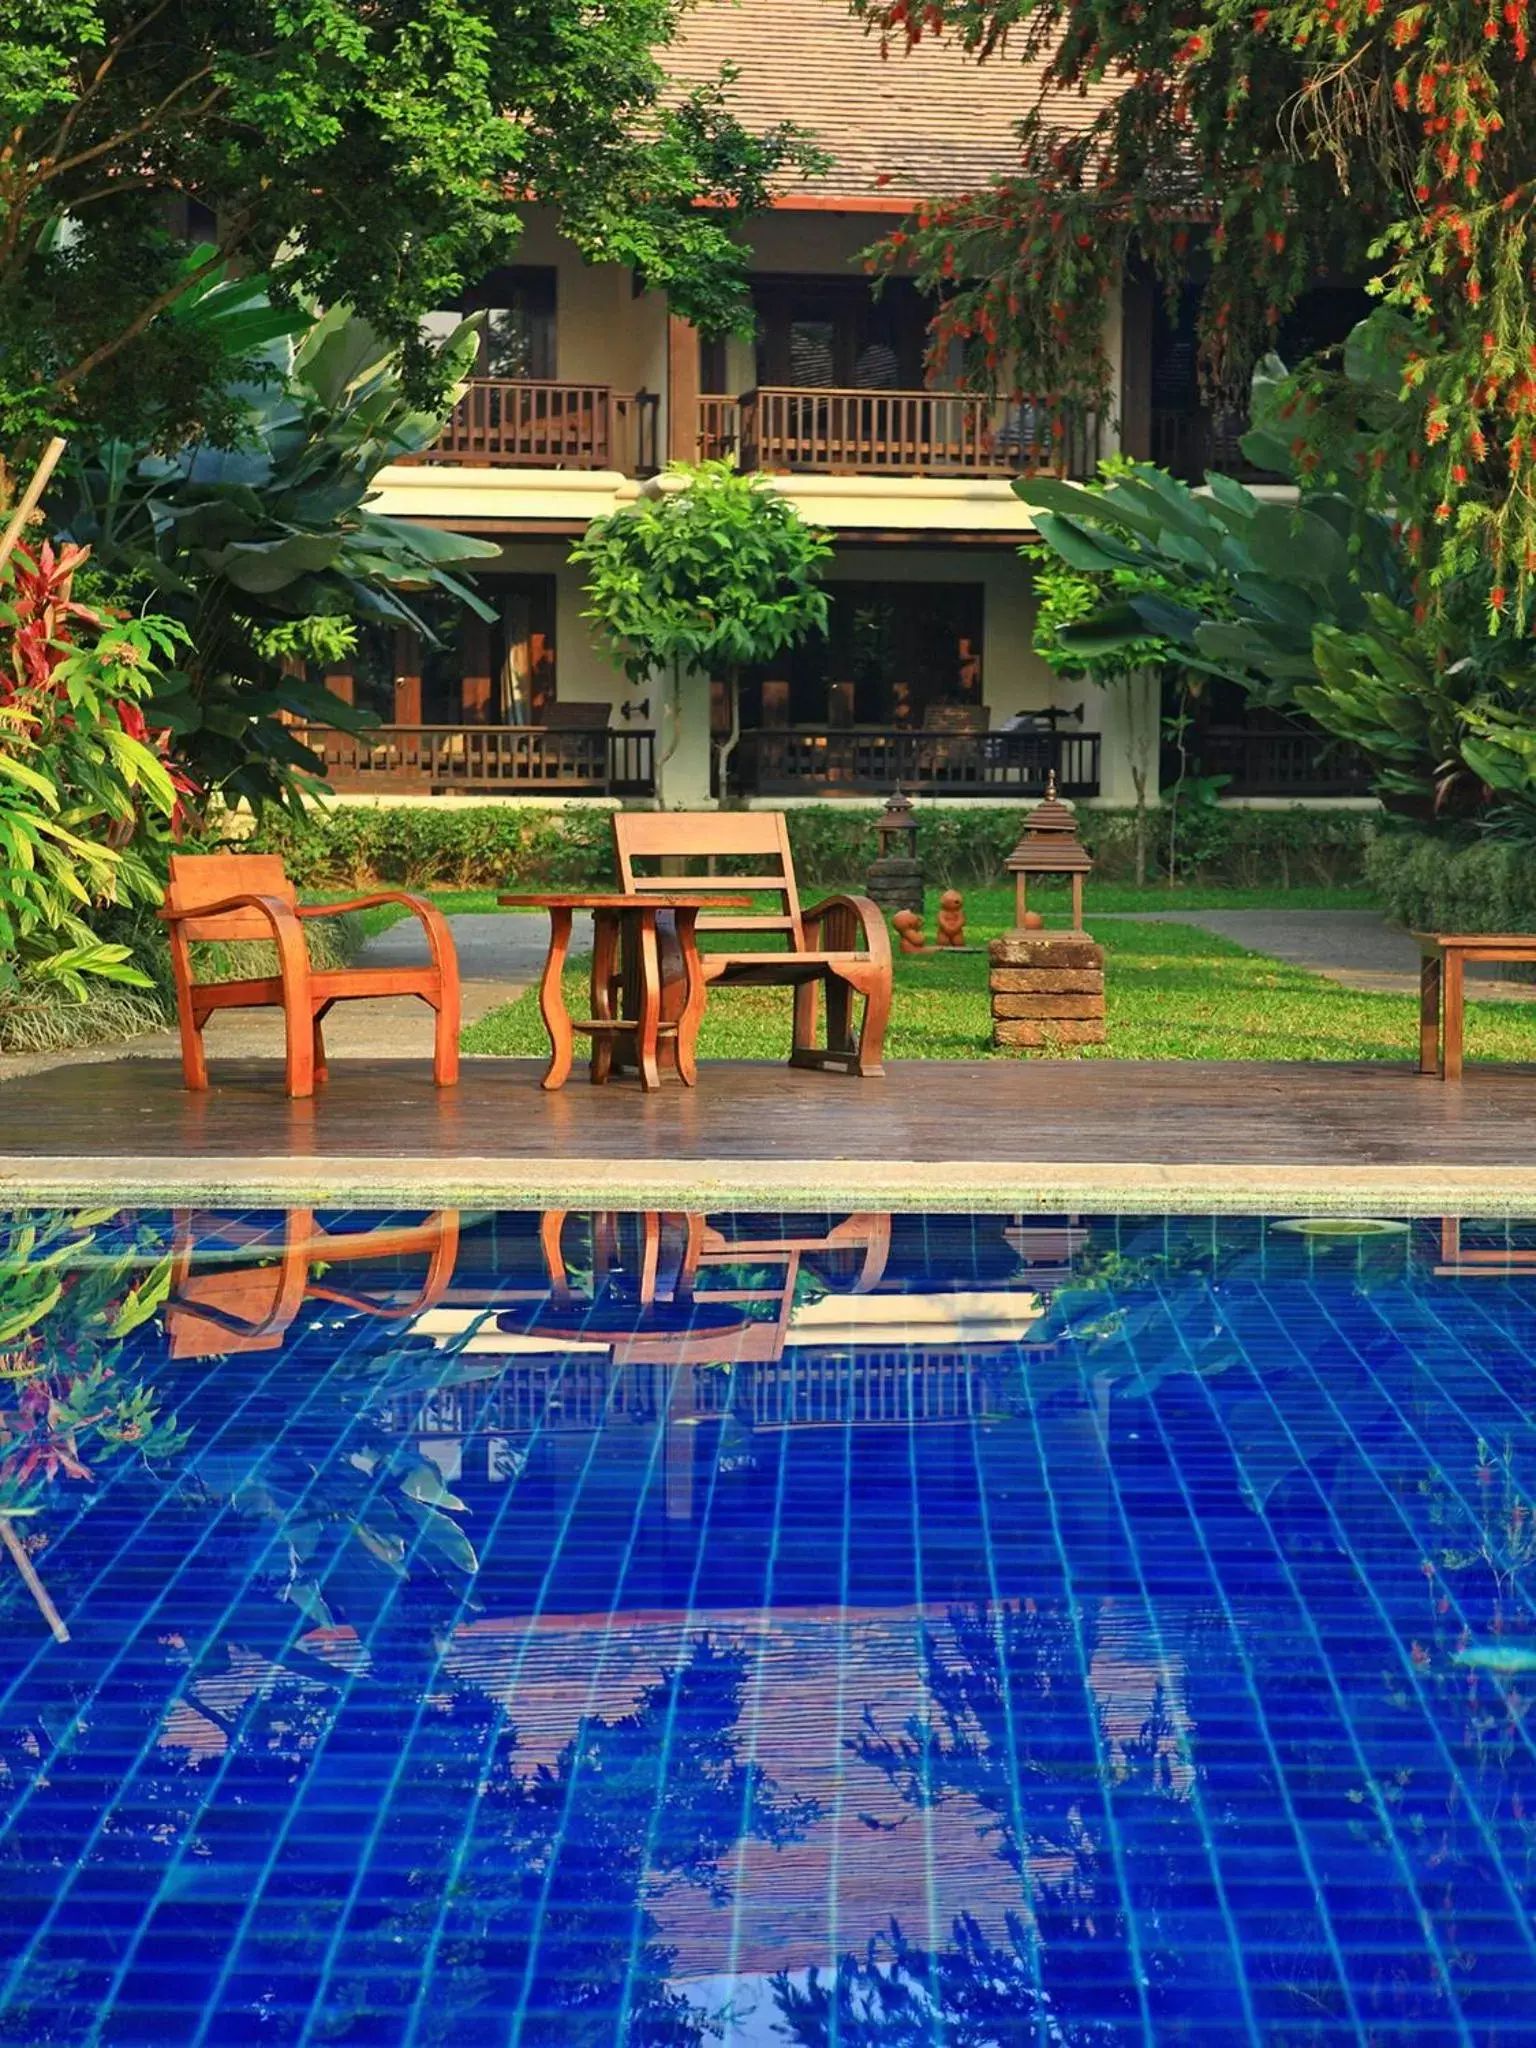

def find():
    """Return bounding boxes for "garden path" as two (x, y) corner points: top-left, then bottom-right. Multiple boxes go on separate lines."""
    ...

(1110, 908), (1536, 998)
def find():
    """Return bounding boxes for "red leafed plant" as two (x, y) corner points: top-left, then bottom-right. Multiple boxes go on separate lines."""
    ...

(0, 528), (189, 997)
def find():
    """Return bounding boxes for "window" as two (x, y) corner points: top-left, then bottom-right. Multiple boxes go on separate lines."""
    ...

(422, 268), (557, 381)
(744, 582), (984, 729)
(390, 583), (558, 725)
(751, 277), (930, 389)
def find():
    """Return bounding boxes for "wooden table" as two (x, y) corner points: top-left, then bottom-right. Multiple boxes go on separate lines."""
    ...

(1415, 932), (1536, 1079)
(499, 893), (751, 1091)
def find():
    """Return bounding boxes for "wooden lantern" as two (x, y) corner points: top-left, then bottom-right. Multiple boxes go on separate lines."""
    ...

(1005, 772), (1093, 930)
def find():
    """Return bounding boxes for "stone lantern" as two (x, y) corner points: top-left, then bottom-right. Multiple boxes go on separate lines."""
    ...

(865, 786), (924, 916)
(1004, 772), (1093, 931)
(990, 772), (1105, 1051)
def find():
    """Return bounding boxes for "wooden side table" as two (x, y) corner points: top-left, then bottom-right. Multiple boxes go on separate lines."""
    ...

(499, 893), (751, 1091)
(1415, 931), (1536, 1079)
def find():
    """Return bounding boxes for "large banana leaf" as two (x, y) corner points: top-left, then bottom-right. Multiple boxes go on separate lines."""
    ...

(49, 293), (499, 811)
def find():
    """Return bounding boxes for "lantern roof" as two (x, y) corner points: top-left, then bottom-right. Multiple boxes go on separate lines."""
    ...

(1004, 772), (1093, 875)
(874, 786), (918, 836)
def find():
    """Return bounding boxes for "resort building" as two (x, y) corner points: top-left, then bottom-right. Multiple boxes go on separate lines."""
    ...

(349, 0), (1371, 813)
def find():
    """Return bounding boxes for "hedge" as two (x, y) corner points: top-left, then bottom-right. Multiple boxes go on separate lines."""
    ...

(250, 800), (1378, 893)
(1366, 829), (1536, 932)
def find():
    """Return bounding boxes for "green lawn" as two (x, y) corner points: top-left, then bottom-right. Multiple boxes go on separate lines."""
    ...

(335, 879), (1375, 940)
(462, 897), (1536, 1064)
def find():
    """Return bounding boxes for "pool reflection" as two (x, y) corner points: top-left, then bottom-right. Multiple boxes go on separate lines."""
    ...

(0, 1209), (1535, 2042)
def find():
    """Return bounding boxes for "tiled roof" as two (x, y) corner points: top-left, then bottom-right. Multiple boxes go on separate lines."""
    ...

(665, 0), (1119, 206)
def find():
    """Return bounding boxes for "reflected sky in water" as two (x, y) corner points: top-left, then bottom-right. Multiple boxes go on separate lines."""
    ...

(0, 1207), (1534, 2044)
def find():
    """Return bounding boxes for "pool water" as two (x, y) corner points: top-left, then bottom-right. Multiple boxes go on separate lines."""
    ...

(1, 1207), (1534, 2044)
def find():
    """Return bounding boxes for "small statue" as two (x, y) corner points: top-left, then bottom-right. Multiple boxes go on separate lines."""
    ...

(935, 890), (966, 948)
(892, 908), (927, 954)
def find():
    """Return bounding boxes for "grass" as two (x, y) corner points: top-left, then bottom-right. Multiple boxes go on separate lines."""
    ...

(462, 891), (1536, 1065)
(341, 879), (1375, 938)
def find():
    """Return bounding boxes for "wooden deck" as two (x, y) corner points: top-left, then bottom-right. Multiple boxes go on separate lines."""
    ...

(2, 1056), (1536, 1211)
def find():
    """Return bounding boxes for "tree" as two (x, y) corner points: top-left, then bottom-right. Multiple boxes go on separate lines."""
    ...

(1027, 456), (1187, 885)
(49, 285), (501, 813)
(0, 1), (820, 461)
(572, 461), (834, 788)
(854, 0), (1536, 621)
(1016, 346), (1536, 819)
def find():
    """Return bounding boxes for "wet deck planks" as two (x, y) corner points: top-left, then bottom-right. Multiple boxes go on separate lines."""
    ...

(1, 1056), (1534, 1211)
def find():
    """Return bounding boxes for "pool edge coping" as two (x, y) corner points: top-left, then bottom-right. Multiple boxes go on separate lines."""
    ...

(3, 1155), (1536, 1214)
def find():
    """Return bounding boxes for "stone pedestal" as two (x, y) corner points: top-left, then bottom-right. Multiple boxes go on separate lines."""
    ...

(988, 930), (1106, 1050)
(865, 857), (924, 916)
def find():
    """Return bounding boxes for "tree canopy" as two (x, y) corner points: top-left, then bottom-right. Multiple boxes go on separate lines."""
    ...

(0, 0), (816, 456)
(854, 0), (1536, 621)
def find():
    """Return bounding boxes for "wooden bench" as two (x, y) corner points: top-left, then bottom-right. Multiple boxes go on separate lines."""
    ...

(1416, 932), (1536, 1079)
(612, 811), (892, 1077)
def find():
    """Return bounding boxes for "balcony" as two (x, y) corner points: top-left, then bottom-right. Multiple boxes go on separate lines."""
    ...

(699, 390), (1102, 479)
(302, 724), (656, 797)
(733, 726), (1100, 799)
(1190, 726), (1375, 798)
(402, 380), (660, 473)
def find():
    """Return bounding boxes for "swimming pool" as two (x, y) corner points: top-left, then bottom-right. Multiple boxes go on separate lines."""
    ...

(0, 1206), (1533, 2044)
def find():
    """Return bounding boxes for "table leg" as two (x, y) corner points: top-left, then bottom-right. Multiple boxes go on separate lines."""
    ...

(1444, 948), (1465, 1082)
(674, 907), (707, 1086)
(634, 909), (663, 1092)
(536, 906), (575, 1091)
(590, 909), (619, 1085)
(1419, 954), (1441, 1075)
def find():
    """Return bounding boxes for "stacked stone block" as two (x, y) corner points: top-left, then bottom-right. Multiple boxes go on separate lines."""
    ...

(988, 930), (1106, 1049)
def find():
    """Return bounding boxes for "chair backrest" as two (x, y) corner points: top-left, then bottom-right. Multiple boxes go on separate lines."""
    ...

(165, 852), (298, 944)
(548, 700), (612, 729)
(612, 811), (804, 946)
(923, 702), (991, 732)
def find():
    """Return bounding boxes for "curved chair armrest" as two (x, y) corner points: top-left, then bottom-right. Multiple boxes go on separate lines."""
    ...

(158, 893), (312, 993)
(299, 891), (459, 978)
(801, 892), (893, 968)
(160, 891), (304, 930)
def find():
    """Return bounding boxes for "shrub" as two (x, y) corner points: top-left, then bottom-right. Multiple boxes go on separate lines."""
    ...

(1365, 830), (1536, 932)
(251, 800), (1376, 893)
(250, 804), (619, 891)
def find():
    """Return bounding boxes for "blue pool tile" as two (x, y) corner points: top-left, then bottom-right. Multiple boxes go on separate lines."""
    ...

(2, 1209), (1536, 2042)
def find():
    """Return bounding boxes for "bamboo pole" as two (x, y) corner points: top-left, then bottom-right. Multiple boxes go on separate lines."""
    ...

(0, 435), (67, 575)
(0, 1516), (70, 1643)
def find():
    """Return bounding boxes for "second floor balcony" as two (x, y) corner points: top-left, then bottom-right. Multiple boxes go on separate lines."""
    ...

(397, 375), (1101, 482)
(699, 388), (1102, 480)
(401, 379), (661, 474)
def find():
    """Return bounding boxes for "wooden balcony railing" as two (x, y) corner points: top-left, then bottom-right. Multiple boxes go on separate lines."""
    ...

(301, 724), (656, 795)
(1189, 726), (1375, 798)
(403, 381), (660, 473)
(734, 727), (1100, 799)
(702, 389), (1101, 479)
(697, 394), (740, 464)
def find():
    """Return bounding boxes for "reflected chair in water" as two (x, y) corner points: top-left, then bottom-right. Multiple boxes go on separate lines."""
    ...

(1434, 1217), (1536, 1277)
(524, 1210), (892, 1367)
(167, 1210), (462, 1358)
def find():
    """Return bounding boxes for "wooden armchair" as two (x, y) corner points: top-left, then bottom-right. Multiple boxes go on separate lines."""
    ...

(159, 852), (460, 1098)
(612, 811), (892, 1077)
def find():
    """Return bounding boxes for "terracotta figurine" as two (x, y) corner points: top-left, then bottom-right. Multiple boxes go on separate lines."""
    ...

(935, 890), (966, 948)
(892, 908), (927, 953)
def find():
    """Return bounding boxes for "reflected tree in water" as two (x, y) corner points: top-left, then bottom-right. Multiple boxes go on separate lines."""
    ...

(773, 1588), (1536, 2043)
(0, 1628), (817, 2045)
